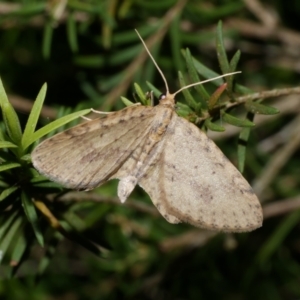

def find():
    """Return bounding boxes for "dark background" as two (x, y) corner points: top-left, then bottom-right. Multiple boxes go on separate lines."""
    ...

(1, 0), (300, 299)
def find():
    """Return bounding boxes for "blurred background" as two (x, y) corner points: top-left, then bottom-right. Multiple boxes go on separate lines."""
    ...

(1, 0), (300, 299)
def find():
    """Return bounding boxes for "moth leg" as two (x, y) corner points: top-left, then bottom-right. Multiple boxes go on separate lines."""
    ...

(127, 102), (142, 107)
(90, 108), (114, 115)
(81, 116), (92, 121)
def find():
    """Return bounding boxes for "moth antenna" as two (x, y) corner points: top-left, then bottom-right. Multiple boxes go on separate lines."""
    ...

(135, 29), (170, 94)
(173, 71), (241, 97)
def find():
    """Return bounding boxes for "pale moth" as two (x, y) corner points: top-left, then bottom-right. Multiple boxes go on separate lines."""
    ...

(32, 30), (263, 232)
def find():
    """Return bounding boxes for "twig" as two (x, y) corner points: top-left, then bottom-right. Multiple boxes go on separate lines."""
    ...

(53, 188), (300, 251)
(9, 85), (300, 127)
(9, 94), (56, 119)
(196, 87), (300, 123)
(107, 214), (150, 237)
(243, 0), (278, 29)
(226, 18), (300, 47)
(253, 121), (300, 199)
(57, 180), (300, 223)
(258, 114), (300, 153)
(263, 196), (300, 219)
(160, 230), (217, 252)
(0, 2), (20, 14)
(208, 94), (300, 141)
(232, 86), (300, 104)
(57, 191), (160, 217)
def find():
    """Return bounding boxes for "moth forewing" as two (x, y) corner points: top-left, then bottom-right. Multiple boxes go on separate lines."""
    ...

(32, 30), (263, 232)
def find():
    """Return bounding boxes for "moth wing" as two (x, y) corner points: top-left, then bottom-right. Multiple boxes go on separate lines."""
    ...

(139, 115), (263, 232)
(32, 105), (156, 190)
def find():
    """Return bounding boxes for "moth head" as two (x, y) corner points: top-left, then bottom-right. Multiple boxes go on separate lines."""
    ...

(135, 29), (240, 105)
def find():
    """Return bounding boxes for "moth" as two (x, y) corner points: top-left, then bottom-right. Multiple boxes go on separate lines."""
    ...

(32, 30), (263, 232)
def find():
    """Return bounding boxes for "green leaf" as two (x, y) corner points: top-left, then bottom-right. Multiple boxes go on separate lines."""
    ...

(229, 50), (241, 73)
(42, 21), (53, 59)
(20, 154), (32, 162)
(0, 213), (23, 265)
(0, 141), (17, 149)
(146, 81), (162, 99)
(235, 84), (254, 95)
(204, 118), (225, 132)
(0, 210), (19, 245)
(0, 162), (21, 172)
(67, 12), (79, 52)
(134, 83), (148, 104)
(238, 129), (251, 173)
(30, 172), (64, 189)
(245, 101), (279, 115)
(188, 57), (224, 86)
(216, 21), (230, 75)
(21, 191), (44, 247)
(0, 77), (10, 107)
(38, 232), (62, 275)
(0, 186), (19, 201)
(2, 102), (22, 146)
(222, 112), (255, 127)
(176, 101), (195, 118)
(113, 26), (158, 45)
(237, 112), (254, 173)
(22, 108), (91, 150)
(6, 2), (45, 16)
(257, 210), (300, 264)
(216, 21), (239, 93)
(63, 211), (89, 232)
(75, 55), (105, 68)
(9, 230), (27, 269)
(109, 44), (142, 66)
(184, 48), (210, 103)
(22, 83), (47, 150)
(228, 50), (241, 92)
(121, 96), (135, 107)
(178, 71), (198, 109)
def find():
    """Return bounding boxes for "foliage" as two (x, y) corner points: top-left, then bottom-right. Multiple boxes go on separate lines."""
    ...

(1, 0), (300, 299)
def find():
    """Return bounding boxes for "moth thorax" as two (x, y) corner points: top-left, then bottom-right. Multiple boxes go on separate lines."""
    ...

(159, 93), (176, 107)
